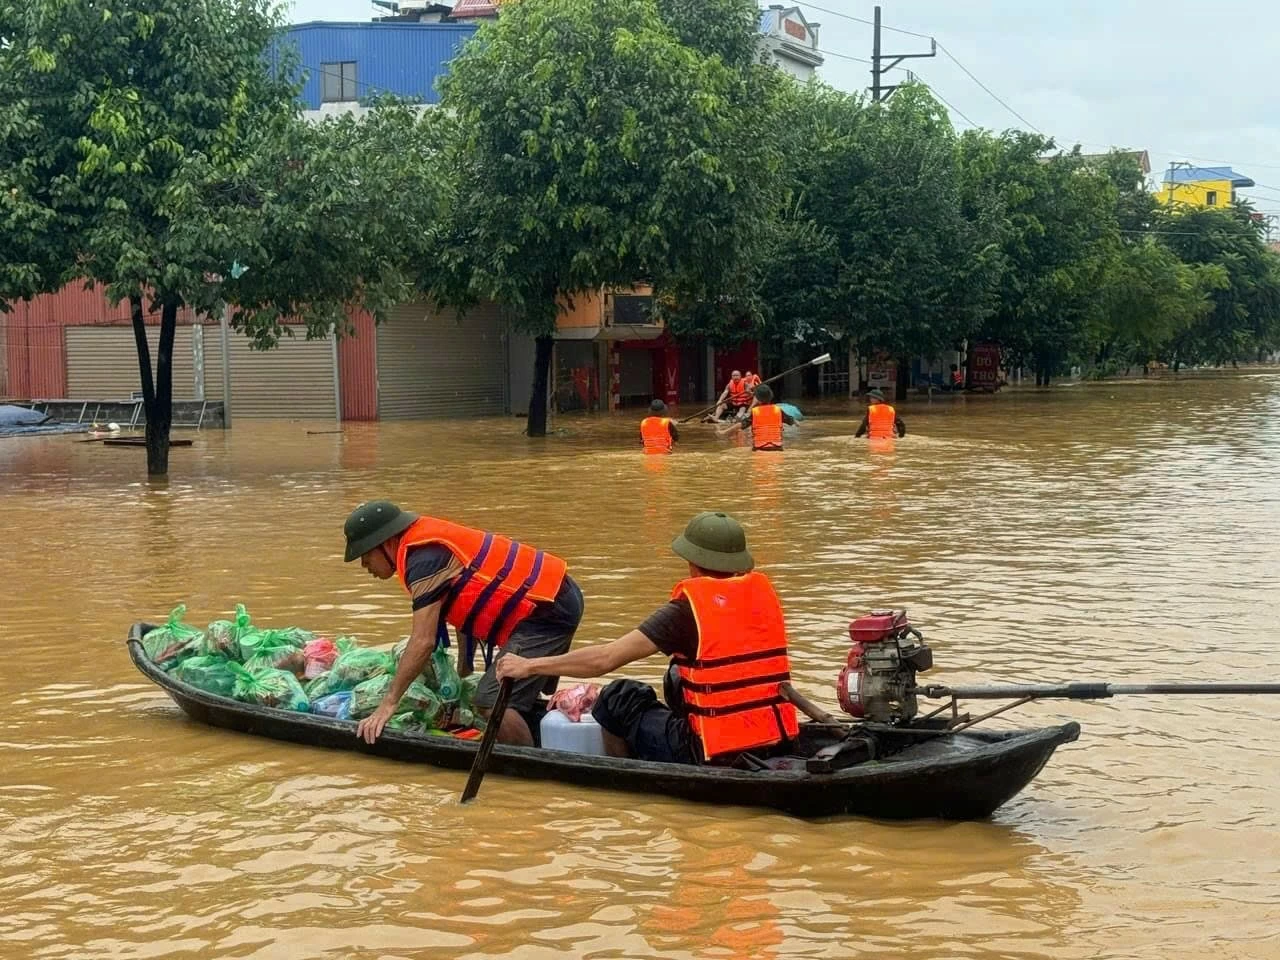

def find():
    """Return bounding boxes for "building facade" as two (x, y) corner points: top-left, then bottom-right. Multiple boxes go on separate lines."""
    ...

(1156, 164), (1255, 208)
(758, 5), (824, 81)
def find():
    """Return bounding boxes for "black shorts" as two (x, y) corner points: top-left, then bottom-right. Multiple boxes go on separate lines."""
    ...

(591, 679), (695, 764)
(474, 576), (584, 717)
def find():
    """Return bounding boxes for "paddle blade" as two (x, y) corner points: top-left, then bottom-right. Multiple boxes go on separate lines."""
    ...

(810, 353), (833, 366)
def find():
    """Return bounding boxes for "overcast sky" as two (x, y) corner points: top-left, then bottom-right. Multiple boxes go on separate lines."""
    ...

(287, 0), (1280, 214)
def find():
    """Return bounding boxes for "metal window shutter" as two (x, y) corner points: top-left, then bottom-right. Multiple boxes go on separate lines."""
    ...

(377, 301), (508, 419)
(65, 326), (201, 400)
(203, 329), (336, 418)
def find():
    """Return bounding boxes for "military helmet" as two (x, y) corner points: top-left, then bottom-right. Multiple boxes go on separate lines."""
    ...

(343, 500), (417, 562)
(671, 511), (754, 574)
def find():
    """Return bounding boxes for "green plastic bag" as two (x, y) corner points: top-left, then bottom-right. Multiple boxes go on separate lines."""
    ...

(243, 632), (307, 676)
(334, 647), (395, 688)
(240, 627), (309, 665)
(459, 674), (480, 710)
(432, 646), (462, 702)
(386, 711), (428, 735)
(273, 626), (315, 648)
(203, 604), (251, 659)
(171, 655), (238, 697)
(143, 605), (204, 669)
(348, 676), (441, 720)
(392, 637), (438, 689)
(229, 663), (310, 712)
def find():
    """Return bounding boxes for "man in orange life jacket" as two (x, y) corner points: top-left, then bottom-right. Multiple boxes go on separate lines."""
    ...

(854, 388), (906, 439)
(343, 501), (583, 747)
(705, 370), (754, 422)
(640, 399), (679, 454)
(719, 383), (796, 450)
(497, 512), (799, 766)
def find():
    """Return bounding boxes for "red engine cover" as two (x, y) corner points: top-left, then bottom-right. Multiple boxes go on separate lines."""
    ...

(837, 650), (864, 716)
(848, 610), (908, 645)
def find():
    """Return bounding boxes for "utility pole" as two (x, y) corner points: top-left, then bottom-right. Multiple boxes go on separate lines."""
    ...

(870, 5), (936, 103)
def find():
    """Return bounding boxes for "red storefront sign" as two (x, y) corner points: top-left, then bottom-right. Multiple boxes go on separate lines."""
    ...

(969, 342), (1001, 390)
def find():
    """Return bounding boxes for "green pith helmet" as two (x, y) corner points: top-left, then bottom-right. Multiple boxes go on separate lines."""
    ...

(343, 500), (418, 562)
(753, 383), (774, 404)
(672, 511), (754, 574)
(650, 399), (668, 413)
(867, 388), (886, 402)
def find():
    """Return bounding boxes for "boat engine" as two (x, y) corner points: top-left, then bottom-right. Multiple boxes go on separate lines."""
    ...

(837, 610), (934, 724)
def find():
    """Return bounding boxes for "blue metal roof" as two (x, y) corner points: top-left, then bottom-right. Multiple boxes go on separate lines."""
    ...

(278, 21), (479, 108)
(1165, 164), (1255, 188)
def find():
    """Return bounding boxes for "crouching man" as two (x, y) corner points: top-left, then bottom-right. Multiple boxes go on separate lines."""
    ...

(344, 500), (583, 746)
(497, 512), (798, 765)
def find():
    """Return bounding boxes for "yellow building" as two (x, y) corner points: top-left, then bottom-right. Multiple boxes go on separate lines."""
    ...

(1156, 164), (1255, 208)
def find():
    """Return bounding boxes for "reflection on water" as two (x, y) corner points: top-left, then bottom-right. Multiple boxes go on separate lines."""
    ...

(2, 373), (1280, 958)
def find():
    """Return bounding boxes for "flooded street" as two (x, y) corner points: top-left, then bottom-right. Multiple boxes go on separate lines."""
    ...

(2, 373), (1280, 959)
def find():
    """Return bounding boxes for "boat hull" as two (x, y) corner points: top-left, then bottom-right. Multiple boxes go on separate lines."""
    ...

(127, 627), (1079, 820)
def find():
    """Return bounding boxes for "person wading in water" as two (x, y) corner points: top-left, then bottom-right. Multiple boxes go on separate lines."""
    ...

(718, 384), (796, 451)
(640, 399), (679, 454)
(854, 389), (906, 439)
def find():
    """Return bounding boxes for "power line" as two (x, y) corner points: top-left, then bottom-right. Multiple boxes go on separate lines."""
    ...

(935, 41), (1043, 135)
(914, 77), (979, 128)
(793, 1), (932, 40)
(815, 48), (977, 128)
(817, 47), (870, 65)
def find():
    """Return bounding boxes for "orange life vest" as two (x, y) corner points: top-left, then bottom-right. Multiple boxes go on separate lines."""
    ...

(744, 374), (762, 390)
(867, 403), (897, 440)
(727, 378), (752, 407)
(640, 416), (673, 454)
(951, 370), (964, 386)
(394, 516), (567, 647)
(671, 573), (799, 762)
(751, 404), (783, 451)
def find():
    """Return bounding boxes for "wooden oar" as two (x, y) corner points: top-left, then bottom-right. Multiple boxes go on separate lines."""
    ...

(460, 677), (512, 804)
(680, 352), (833, 423)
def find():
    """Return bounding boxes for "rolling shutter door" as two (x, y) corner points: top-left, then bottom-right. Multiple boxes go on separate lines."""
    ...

(377, 301), (507, 418)
(204, 328), (336, 419)
(65, 326), (202, 400)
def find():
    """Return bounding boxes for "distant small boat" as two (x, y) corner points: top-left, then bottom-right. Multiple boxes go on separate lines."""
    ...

(127, 623), (1079, 821)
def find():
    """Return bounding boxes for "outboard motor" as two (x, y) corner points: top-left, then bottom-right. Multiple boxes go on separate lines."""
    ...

(837, 610), (933, 724)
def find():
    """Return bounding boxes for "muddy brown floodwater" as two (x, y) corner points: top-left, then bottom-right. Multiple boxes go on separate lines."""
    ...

(2, 373), (1279, 959)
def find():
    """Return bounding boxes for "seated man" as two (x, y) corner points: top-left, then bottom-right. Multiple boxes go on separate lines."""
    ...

(343, 500), (583, 746)
(718, 384), (796, 451)
(496, 511), (799, 765)
(705, 370), (753, 422)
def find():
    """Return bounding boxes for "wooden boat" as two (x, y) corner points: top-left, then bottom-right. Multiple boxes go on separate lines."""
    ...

(127, 625), (1079, 820)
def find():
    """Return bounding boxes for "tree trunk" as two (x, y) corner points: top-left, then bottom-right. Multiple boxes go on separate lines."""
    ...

(525, 335), (554, 438)
(894, 357), (909, 403)
(132, 296), (178, 477)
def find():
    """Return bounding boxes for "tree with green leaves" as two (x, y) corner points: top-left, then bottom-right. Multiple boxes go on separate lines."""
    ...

(758, 82), (1001, 398)
(0, 0), (436, 475)
(961, 134), (1119, 384)
(435, 0), (780, 436)
(1153, 204), (1280, 368)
